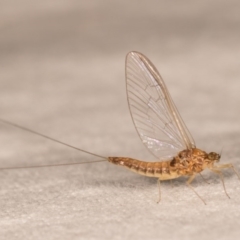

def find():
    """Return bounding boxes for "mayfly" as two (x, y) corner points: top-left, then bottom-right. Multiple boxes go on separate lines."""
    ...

(0, 51), (239, 204)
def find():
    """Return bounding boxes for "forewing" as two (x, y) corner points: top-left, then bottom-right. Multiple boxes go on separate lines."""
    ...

(125, 51), (195, 160)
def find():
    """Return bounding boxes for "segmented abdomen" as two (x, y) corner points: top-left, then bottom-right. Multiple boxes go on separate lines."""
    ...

(108, 157), (179, 180)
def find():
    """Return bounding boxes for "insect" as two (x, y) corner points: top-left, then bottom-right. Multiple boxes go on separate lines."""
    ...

(0, 51), (239, 204)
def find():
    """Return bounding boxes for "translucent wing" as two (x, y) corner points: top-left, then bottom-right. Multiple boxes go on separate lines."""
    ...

(125, 51), (195, 160)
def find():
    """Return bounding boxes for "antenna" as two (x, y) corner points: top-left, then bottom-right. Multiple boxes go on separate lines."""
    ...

(219, 146), (224, 158)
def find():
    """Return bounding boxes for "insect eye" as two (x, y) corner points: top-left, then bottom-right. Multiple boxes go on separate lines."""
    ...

(208, 152), (220, 161)
(208, 153), (213, 159)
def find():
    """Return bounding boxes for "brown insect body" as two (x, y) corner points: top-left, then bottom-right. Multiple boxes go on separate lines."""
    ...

(0, 51), (239, 204)
(109, 148), (220, 180)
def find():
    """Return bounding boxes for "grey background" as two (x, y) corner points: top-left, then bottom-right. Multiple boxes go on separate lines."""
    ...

(0, 1), (240, 239)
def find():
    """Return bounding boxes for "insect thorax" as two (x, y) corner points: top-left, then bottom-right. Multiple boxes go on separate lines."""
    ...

(169, 148), (209, 175)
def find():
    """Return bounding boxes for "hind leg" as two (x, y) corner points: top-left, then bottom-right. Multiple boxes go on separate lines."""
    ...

(156, 179), (161, 203)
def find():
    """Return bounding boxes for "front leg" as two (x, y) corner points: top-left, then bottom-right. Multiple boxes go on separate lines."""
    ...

(213, 163), (240, 180)
(209, 163), (240, 199)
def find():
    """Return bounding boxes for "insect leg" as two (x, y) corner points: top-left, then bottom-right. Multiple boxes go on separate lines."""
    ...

(213, 163), (240, 180)
(210, 168), (230, 199)
(186, 175), (206, 205)
(170, 179), (174, 188)
(199, 172), (210, 184)
(156, 179), (161, 203)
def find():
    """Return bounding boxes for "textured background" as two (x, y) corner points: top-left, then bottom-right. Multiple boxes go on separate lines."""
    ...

(0, 1), (240, 240)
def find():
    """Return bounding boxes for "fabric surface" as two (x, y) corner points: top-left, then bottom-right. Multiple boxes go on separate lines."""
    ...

(0, 1), (240, 240)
